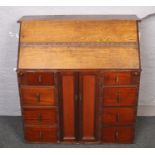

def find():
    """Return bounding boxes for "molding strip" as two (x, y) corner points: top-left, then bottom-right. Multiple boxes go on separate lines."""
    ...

(20, 42), (138, 48)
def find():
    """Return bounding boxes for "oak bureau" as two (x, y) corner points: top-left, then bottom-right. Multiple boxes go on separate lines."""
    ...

(17, 15), (141, 144)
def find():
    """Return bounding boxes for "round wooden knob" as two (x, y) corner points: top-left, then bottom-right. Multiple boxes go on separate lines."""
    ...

(19, 72), (24, 76)
(134, 72), (139, 76)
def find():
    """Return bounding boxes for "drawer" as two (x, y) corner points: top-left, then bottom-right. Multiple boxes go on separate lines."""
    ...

(24, 127), (57, 143)
(103, 87), (137, 106)
(102, 107), (136, 126)
(20, 86), (55, 106)
(102, 127), (134, 143)
(102, 71), (140, 85)
(18, 72), (54, 85)
(23, 108), (57, 125)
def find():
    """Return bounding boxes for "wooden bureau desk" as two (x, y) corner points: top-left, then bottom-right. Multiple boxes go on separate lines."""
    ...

(17, 15), (141, 144)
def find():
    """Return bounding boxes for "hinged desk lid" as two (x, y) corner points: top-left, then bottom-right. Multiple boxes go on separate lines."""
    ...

(18, 15), (140, 70)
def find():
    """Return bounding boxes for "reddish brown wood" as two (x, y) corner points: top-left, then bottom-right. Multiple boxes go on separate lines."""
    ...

(103, 71), (140, 85)
(102, 107), (136, 126)
(117, 127), (134, 143)
(103, 87), (137, 106)
(23, 108), (57, 125)
(80, 74), (96, 141)
(18, 70), (140, 144)
(20, 86), (55, 106)
(18, 72), (54, 85)
(102, 127), (116, 143)
(24, 127), (57, 142)
(102, 127), (134, 143)
(61, 74), (76, 141)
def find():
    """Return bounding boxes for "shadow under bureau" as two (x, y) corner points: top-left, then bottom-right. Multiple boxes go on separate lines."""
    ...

(17, 15), (141, 144)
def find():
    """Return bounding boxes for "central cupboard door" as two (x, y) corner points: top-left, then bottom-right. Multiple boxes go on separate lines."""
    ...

(59, 72), (99, 142)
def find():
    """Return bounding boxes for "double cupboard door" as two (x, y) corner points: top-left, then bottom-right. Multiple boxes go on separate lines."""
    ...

(59, 72), (99, 142)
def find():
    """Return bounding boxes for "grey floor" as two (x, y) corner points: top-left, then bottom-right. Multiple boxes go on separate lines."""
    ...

(0, 116), (155, 148)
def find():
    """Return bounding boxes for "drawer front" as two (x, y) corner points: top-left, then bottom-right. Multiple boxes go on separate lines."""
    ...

(23, 108), (57, 125)
(103, 87), (137, 106)
(102, 71), (140, 85)
(21, 86), (55, 106)
(102, 107), (136, 126)
(18, 72), (54, 85)
(24, 127), (57, 142)
(102, 127), (134, 143)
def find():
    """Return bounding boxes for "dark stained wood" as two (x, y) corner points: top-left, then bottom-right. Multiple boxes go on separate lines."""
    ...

(80, 73), (97, 141)
(18, 72), (54, 85)
(102, 127), (134, 143)
(23, 108), (57, 125)
(103, 87), (137, 106)
(24, 127), (57, 142)
(61, 73), (76, 141)
(102, 107), (136, 126)
(20, 86), (55, 106)
(103, 71), (140, 85)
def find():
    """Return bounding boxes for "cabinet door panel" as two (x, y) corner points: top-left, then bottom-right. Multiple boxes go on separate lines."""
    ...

(80, 73), (98, 141)
(60, 73), (77, 141)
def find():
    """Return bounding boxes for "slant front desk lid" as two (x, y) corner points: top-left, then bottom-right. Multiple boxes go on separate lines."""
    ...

(18, 15), (140, 69)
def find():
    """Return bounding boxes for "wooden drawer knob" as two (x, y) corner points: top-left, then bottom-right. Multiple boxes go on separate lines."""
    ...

(19, 72), (24, 76)
(133, 71), (139, 76)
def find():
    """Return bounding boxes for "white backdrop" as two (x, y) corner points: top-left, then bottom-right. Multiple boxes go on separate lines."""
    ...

(0, 6), (155, 116)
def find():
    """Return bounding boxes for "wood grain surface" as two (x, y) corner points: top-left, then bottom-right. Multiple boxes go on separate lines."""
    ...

(20, 20), (137, 42)
(18, 46), (139, 69)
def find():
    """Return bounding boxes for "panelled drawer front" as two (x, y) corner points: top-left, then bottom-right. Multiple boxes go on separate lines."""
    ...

(102, 127), (134, 143)
(20, 86), (55, 106)
(102, 107), (136, 126)
(18, 72), (54, 85)
(24, 127), (57, 142)
(102, 71), (140, 85)
(103, 87), (137, 106)
(23, 108), (57, 125)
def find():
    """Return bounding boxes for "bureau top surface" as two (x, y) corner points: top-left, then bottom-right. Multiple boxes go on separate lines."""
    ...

(18, 15), (139, 22)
